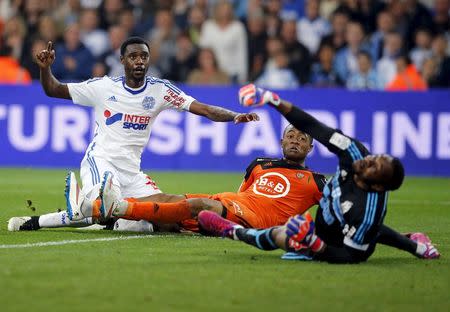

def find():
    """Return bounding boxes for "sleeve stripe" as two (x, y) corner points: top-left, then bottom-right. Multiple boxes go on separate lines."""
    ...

(381, 192), (388, 218)
(354, 192), (378, 243)
(164, 80), (182, 93)
(348, 142), (364, 161)
(355, 193), (375, 242)
(148, 77), (181, 94)
(86, 77), (103, 84)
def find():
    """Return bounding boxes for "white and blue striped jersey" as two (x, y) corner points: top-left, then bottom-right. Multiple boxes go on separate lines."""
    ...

(319, 131), (388, 252)
(67, 75), (195, 174)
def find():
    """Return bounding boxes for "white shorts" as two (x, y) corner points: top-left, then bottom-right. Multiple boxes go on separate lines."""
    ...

(80, 156), (162, 201)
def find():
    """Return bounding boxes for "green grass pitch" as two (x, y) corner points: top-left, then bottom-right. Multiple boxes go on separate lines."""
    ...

(0, 168), (449, 312)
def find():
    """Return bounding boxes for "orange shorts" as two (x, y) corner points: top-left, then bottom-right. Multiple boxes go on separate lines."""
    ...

(210, 192), (261, 228)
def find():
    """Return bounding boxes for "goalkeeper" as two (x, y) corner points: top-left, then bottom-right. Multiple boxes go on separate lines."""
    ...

(197, 84), (440, 262)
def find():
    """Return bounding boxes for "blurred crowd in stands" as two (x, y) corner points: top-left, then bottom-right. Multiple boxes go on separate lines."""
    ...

(0, 0), (449, 90)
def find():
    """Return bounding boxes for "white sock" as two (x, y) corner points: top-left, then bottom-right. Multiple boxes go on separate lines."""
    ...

(416, 242), (427, 256)
(38, 211), (93, 228)
(113, 219), (154, 232)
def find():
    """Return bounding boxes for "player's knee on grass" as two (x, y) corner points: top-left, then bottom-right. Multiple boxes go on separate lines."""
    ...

(186, 198), (224, 216)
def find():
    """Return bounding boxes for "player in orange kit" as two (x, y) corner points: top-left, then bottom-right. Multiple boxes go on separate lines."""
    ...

(99, 124), (326, 230)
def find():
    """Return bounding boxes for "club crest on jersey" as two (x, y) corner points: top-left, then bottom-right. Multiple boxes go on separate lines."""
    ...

(104, 110), (151, 130)
(296, 173), (304, 179)
(253, 172), (291, 198)
(142, 96), (155, 110)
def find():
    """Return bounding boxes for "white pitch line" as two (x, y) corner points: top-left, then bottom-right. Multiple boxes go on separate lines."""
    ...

(0, 235), (155, 249)
(389, 199), (450, 206)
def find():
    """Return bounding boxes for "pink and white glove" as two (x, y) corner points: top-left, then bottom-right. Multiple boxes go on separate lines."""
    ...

(238, 84), (281, 107)
(285, 212), (324, 253)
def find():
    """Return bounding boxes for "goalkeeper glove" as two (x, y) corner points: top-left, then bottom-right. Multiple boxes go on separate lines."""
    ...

(285, 212), (324, 253)
(238, 84), (280, 107)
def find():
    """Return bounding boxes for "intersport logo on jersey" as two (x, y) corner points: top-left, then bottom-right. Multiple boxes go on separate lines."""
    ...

(104, 110), (150, 130)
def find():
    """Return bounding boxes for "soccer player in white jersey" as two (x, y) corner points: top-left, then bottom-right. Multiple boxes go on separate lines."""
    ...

(8, 37), (259, 232)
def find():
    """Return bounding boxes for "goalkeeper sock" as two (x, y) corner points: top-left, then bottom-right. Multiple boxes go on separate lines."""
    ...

(121, 199), (192, 223)
(235, 228), (278, 251)
(38, 211), (93, 228)
(377, 225), (417, 255)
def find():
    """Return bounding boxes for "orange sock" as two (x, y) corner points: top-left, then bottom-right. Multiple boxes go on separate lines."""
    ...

(123, 199), (192, 223)
(91, 199), (101, 218)
(185, 193), (211, 199)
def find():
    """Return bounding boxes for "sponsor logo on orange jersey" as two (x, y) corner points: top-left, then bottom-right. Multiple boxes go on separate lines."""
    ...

(253, 172), (291, 198)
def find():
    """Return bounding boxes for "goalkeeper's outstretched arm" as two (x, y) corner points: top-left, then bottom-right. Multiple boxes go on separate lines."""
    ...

(238, 84), (343, 154)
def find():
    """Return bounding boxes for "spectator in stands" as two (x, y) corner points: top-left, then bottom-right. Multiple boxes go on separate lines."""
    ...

(94, 24), (127, 77)
(79, 9), (109, 57)
(246, 9), (267, 82)
(433, 0), (450, 34)
(1, 0), (449, 90)
(52, 0), (82, 27)
(23, 0), (45, 35)
(36, 15), (60, 48)
(186, 5), (206, 46)
(265, 0), (283, 18)
(281, 18), (311, 84)
(403, 0), (434, 50)
(166, 32), (197, 82)
(118, 7), (138, 37)
(22, 36), (46, 79)
(386, 54), (427, 91)
(320, 0), (339, 20)
(52, 23), (94, 81)
(358, 0), (386, 34)
(255, 50), (300, 89)
(2, 15), (27, 60)
(99, 0), (124, 30)
(263, 36), (285, 71)
(320, 9), (349, 52)
(431, 33), (450, 87)
(309, 43), (343, 87)
(199, 0), (247, 83)
(334, 21), (369, 82)
(261, 0), (283, 36)
(377, 31), (404, 88)
(370, 10), (395, 62)
(265, 12), (282, 37)
(173, 0), (190, 30)
(297, 0), (331, 54)
(147, 9), (179, 78)
(187, 47), (230, 85)
(410, 28), (433, 72)
(0, 43), (31, 84)
(0, 0), (18, 22)
(347, 50), (382, 90)
(421, 57), (440, 87)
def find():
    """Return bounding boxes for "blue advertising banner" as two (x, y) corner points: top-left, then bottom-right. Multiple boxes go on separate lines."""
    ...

(0, 83), (449, 176)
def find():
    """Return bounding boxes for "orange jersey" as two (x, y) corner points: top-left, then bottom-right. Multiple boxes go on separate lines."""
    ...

(213, 158), (326, 228)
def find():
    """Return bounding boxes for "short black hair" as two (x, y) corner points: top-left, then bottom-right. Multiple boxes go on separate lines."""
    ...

(386, 157), (405, 191)
(120, 37), (150, 56)
(282, 124), (313, 144)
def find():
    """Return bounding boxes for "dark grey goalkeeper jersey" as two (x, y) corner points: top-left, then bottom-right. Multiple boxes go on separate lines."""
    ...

(318, 131), (389, 252)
